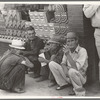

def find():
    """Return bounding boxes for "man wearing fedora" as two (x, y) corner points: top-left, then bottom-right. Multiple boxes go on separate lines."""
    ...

(49, 32), (88, 96)
(20, 26), (45, 78)
(36, 43), (51, 82)
(0, 39), (33, 93)
(37, 35), (64, 86)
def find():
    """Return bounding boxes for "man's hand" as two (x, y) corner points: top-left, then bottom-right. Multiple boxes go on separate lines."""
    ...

(61, 63), (70, 70)
(21, 57), (34, 68)
(63, 45), (69, 56)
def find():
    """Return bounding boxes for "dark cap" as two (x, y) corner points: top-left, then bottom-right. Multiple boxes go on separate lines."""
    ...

(65, 32), (79, 40)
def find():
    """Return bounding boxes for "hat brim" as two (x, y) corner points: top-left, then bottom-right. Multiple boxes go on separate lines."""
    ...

(9, 45), (25, 49)
(48, 40), (60, 44)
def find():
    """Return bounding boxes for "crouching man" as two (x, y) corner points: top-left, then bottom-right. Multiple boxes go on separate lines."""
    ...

(0, 40), (33, 93)
(49, 32), (88, 96)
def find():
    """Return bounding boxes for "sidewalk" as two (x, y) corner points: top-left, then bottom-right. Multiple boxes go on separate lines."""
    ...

(0, 74), (100, 98)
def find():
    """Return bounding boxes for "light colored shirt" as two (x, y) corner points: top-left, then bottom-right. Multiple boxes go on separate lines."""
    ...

(83, 5), (100, 27)
(61, 45), (88, 76)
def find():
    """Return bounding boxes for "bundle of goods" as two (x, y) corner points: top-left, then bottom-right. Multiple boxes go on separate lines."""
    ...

(4, 10), (26, 42)
(0, 14), (6, 39)
(29, 11), (55, 38)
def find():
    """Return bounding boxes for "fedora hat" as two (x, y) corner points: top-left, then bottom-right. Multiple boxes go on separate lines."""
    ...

(9, 39), (25, 49)
(48, 35), (65, 45)
(48, 38), (60, 44)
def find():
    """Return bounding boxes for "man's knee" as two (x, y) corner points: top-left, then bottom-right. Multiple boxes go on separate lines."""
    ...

(49, 61), (60, 70)
(68, 68), (77, 77)
(49, 61), (55, 69)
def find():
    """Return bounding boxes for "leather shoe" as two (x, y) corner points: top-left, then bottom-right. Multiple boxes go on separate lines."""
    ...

(36, 76), (48, 82)
(56, 84), (70, 90)
(33, 74), (41, 78)
(48, 81), (56, 87)
(68, 90), (75, 95)
(12, 88), (25, 93)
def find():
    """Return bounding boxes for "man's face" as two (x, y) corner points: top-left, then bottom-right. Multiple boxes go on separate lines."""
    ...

(65, 32), (78, 50)
(66, 38), (78, 49)
(27, 30), (36, 40)
(49, 42), (59, 50)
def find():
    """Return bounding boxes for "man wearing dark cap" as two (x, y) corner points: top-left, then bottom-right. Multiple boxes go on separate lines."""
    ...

(21, 26), (45, 78)
(49, 32), (88, 96)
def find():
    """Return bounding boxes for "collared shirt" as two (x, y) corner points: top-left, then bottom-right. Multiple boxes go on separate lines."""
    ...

(61, 45), (88, 76)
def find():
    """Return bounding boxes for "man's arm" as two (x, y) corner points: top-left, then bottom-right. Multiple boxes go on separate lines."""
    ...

(83, 4), (100, 18)
(76, 48), (88, 70)
(38, 57), (50, 63)
(65, 53), (78, 70)
(22, 38), (45, 56)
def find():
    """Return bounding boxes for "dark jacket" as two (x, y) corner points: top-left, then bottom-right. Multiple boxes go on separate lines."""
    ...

(23, 36), (45, 62)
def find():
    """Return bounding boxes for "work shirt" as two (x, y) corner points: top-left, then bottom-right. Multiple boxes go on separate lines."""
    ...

(61, 45), (88, 77)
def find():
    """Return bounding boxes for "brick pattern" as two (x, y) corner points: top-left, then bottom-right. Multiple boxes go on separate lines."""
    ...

(67, 5), (84, 46)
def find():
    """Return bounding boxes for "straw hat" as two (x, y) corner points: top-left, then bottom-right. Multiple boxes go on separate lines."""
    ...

(9, 39), (25, 49)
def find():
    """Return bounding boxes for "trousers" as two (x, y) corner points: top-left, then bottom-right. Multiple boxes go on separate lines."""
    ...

(49, 61), (86, 96)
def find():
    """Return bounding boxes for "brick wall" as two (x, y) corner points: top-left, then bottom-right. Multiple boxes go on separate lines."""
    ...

(67, 5), (84, 46)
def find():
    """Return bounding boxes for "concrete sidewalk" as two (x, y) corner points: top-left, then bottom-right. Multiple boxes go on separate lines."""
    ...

(0, 74), (100, 98)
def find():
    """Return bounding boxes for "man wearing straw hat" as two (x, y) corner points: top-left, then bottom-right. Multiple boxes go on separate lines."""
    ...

(0, 39), (33, 93)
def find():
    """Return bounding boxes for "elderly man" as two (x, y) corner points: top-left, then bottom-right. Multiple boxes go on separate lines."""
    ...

(37, 36), (64, 86)
(21, 26), (45, 78)
(0, 39), (33, 93)
(49, 32), (88, 96)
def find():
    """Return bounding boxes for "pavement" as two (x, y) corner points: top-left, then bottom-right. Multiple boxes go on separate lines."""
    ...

(0, 73), (100, 99)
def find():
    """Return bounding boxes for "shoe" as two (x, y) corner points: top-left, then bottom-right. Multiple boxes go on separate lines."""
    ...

(33, 74), (41, 78)
(36, 76), (48, 82)
(12, 88), (25, 93)
(48, 81), (56, 87)
(25, 70), (28, 74)
(29, 73), (34, 77)
(56, 84), (70, 90)
(68, 90), (75, 95)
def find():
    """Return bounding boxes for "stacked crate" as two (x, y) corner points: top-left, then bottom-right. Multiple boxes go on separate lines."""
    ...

(54, 4), (69, 35)
(0, 14), (6, 38)
(29, 11), (55, 38)
(5, 10), (26, 41)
